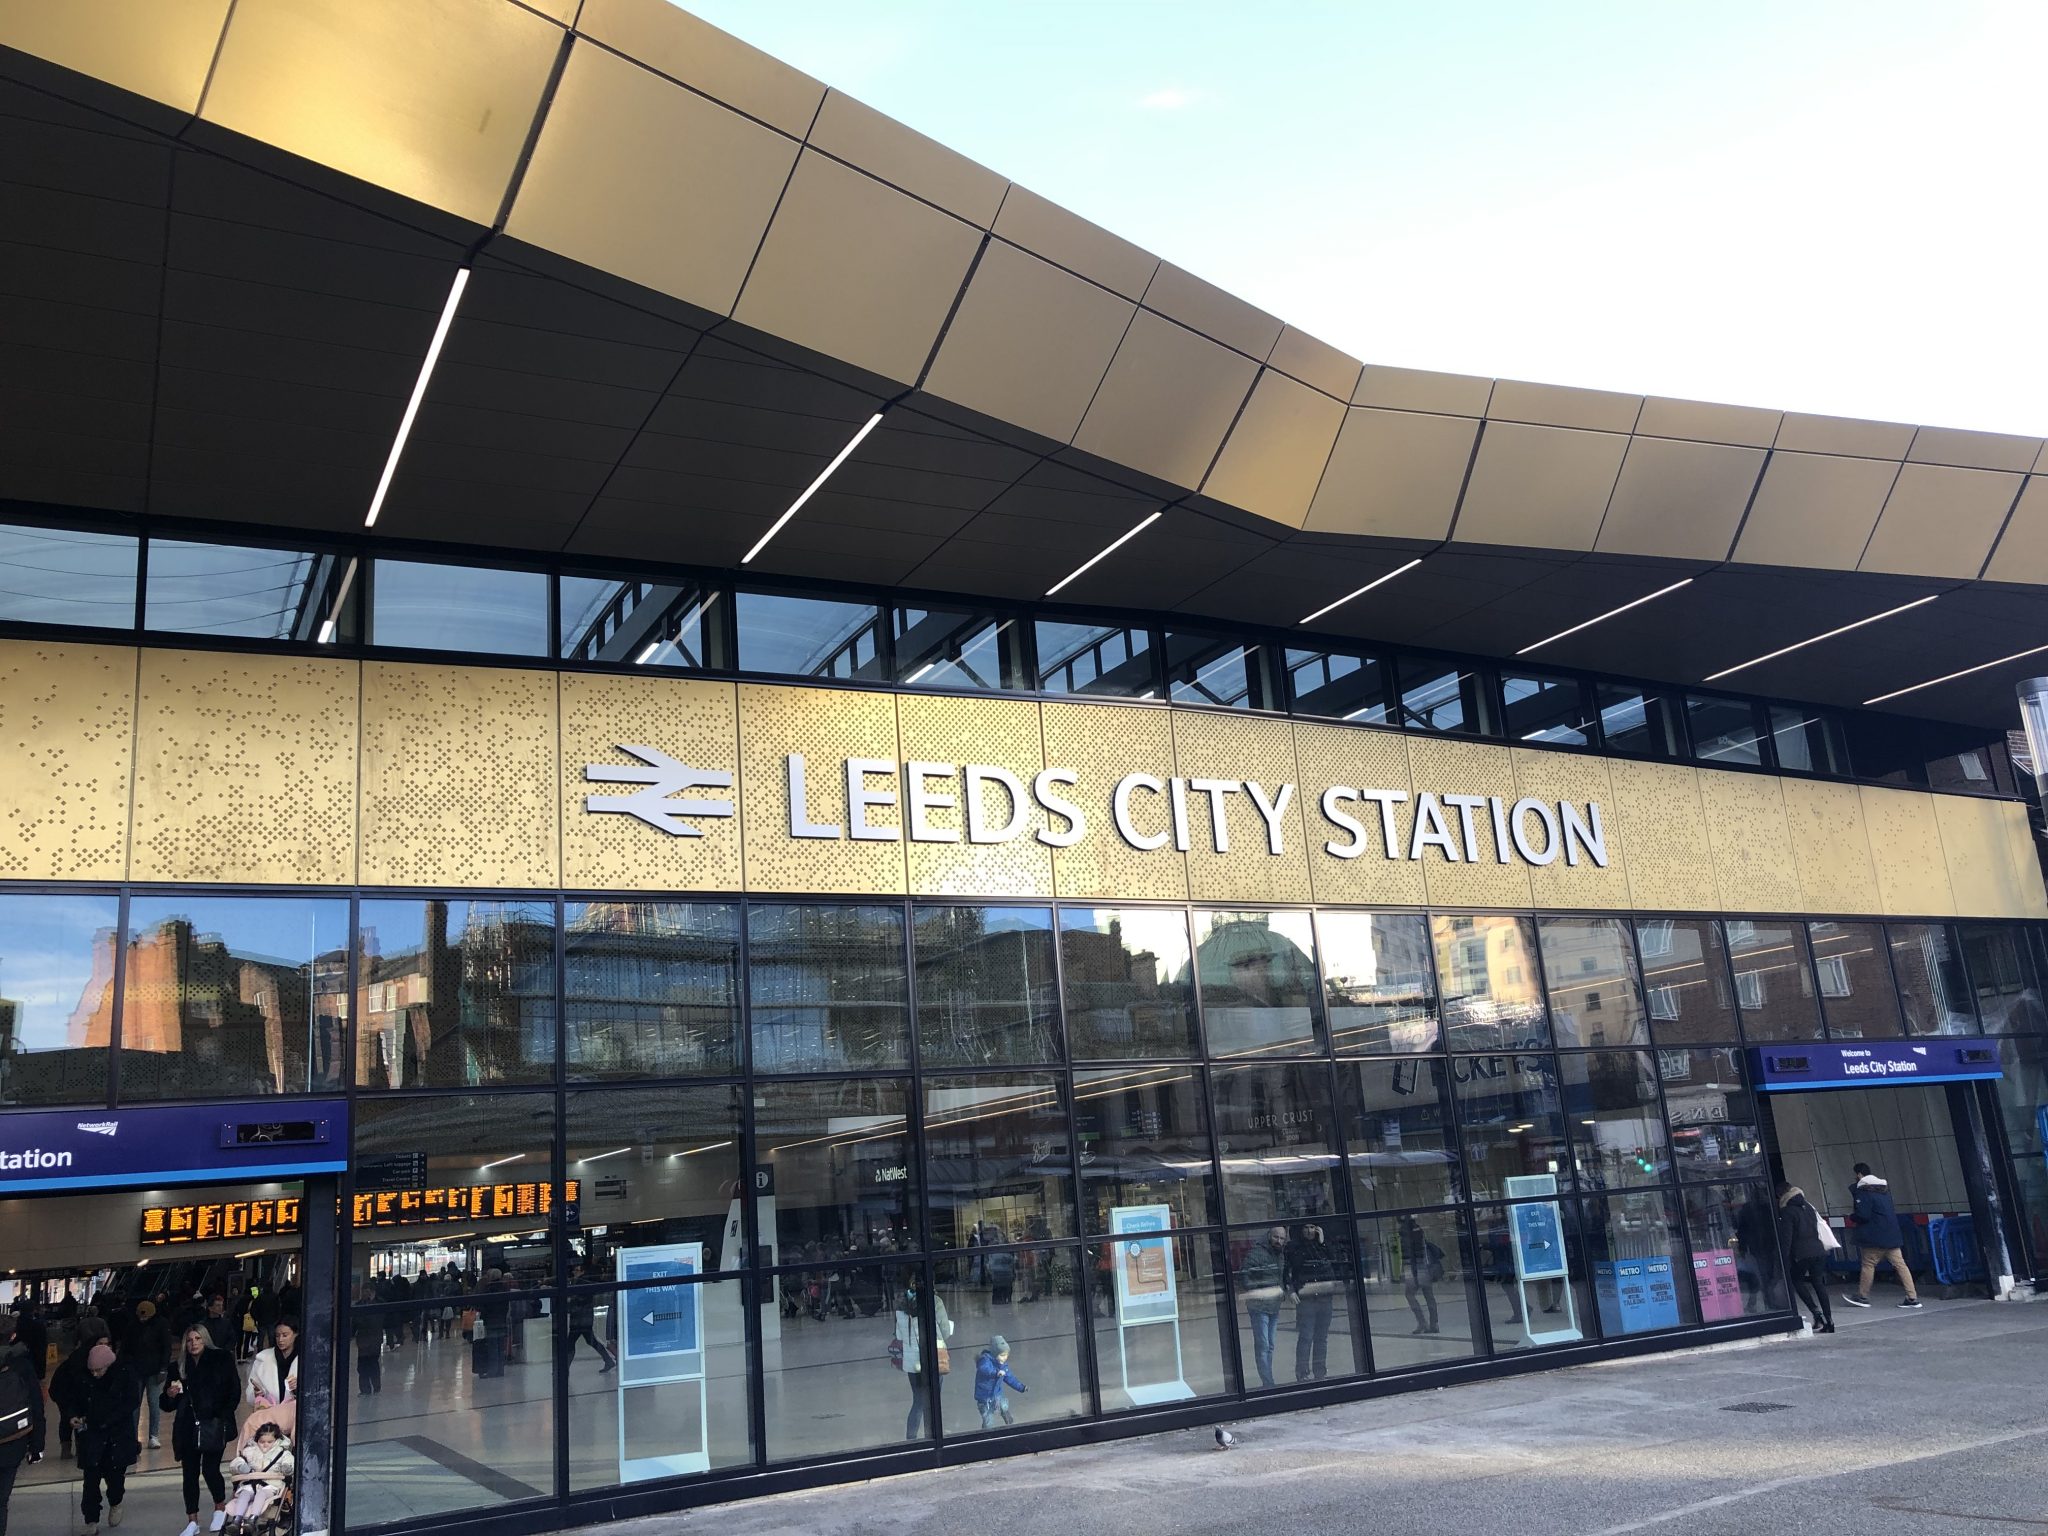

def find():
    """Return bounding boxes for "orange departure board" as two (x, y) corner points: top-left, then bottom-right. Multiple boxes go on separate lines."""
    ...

(140, 1180), (580, 1245)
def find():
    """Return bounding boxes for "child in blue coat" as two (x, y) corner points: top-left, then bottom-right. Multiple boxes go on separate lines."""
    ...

(973, 1336), (1027, 1429)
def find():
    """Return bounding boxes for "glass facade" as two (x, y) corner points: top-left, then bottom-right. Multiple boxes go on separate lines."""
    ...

(2, 880), (2046, 1525)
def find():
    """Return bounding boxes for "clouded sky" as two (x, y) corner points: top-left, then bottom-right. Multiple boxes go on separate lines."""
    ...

(687, 1), (2047, 436)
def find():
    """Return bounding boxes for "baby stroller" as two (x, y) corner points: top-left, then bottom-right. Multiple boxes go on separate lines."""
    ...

(223, 1408), (296, 1536)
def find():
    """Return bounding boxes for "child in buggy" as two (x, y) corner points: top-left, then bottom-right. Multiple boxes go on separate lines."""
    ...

(221, 1419), (294, 1535)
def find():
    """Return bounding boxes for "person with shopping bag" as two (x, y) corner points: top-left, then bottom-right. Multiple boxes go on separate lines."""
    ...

(891, 1275), (952, 1440)
(1775, 1182), (1836, 1334)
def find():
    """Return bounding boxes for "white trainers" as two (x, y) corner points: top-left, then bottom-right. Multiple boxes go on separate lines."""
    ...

(148, 1436), (160, 1450)
(209, 1513), (228, 1533)
(110, 1505), (125, 1527)
(180, 1520), (200, 1536)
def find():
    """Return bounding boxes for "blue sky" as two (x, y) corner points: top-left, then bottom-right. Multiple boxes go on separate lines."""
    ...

(687, 2), (2046, 436)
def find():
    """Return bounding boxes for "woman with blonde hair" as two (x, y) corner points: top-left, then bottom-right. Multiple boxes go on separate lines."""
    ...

(160, 1323), (240, 1536)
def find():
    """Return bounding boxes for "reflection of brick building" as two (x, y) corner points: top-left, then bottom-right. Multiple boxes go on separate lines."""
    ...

(71, 918), (344, 1097)
(357, 902), (555, 1088)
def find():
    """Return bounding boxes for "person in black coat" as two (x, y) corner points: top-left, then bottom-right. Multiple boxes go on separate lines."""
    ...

(1775, 1182), (1834, 1334)
(1284, 1223), (1342, 1382)
(127, 1302), (174, 1449)
(0, 1309), (48, 1536)
(161, 1324), (240, 1536)
(54, 1342), (140, 1533)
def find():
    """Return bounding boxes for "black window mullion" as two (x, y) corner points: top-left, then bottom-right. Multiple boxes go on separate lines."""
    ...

(551, 891), (569, 1507)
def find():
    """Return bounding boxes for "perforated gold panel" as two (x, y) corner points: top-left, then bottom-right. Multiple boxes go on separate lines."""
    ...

(560, 673), (742, 894)
(1171, 710), (1312, 904)
(1605, 760), (1718, 912)
(1696, 769), (1801, 912)
(1404, 737), (1533, 909)
(131, 651), (356, 885)
(1991, 801), (2048, 920)
(359, 663), (559, 889)
(1935, 795), (2046, 919)
(1510, 749), (1626, 911)
(897, 694), (1051, 898)
(1041, 701), (1184, 902)
(1291, 722), (1425, 907)
(0, 640), (134, 881)
(1781, 778), (1880, 915)
(1857, 786), (1955, 918)
(737, 683), (905, 895)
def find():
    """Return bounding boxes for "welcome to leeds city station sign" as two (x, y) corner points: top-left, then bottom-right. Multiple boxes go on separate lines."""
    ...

(582, 745), (1609, 870)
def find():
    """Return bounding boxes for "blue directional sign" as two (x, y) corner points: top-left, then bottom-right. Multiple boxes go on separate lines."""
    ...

(1750, 1037), (2004, 1092)
(621, 1243), (702, 1362)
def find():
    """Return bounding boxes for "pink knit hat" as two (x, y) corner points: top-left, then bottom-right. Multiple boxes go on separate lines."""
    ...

(87, 1342), (115, 1372)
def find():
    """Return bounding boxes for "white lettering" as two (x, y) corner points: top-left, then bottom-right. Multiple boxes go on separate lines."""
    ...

(1560, 800), (1608, 868)
(1442, 794), (1488, 860)
(846, 758), (899, 842)
(1510, 797), (1560, 865)
(1169, 776), (1191, 852)
(1032, 769), (1086, 848)
(1488, 796), (1513, 865)
(965, 765), (1029, 844)
(1244, 781), (1294, 856)
(1321, 786), (1368, 860)
(904, 761), (959, 844)
(1409, 792), (1462, 861)
(0, 1149), (74, 1171)
(1356, 789), (1409, 858)
(1188, 778), (1241, 853)
(1112, 773), (1171, 851)
(786, 753), (840, 839)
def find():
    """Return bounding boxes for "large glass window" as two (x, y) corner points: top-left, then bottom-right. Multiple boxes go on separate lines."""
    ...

(893, 605), (1016, 690)
(747, 903), (908, 1073)
(350, 1092), (558, 1285)
(564, 901), (739, 1079)
(1397, 661), (1492, 735)
(565, 1085), (743, 1276)
(1452, 1053), (1567, 1202)
(1284, 647), (1391, 724)
(144, 539), (351, 642)
(1538, 917), (1647, 1047)
(1595, 684), (1681, 758)
(923, 1073), (1075, 1250)
(1358, 1209), (1485, 1370)
(1189, 909), (1324, 1058)
(1991, 1037), (2048, 1278)
(933, 1247), (1091, 1436)
(559, 575), (722, 668)
(368, 558), (547, 656)
(1033, 619), (1155, 697)
(1636, 919), (1739, 1045)
(734, 590), (884, 680)
(1340, 1058), (1460, 1214)
(754, 1079), (916, 1258)
(1058, 907), (1199, 1059)
(1500, 672), (1596, 747)
(0, 892), (117, 1107)
(1580, 1190), (1699, 1336)
(1210, 1062), (1343, 1224)
(356, 899), (557, 1089)
(1086, 1231), (1239, 1408)
(566, 1273), (753, 1488)
(1073, 1065), (1217, 1231)
(1885, 923), (1975, 1036)
(1561, 1050), (1670, 1190)
(764, 1259), (926, 1459)
(1726, 920), (1822, 1043)
(1769, 706), (1847, 775)
(1962, 925), (2048, 1034)
(1472, 1195), (1591, 1352)
(1433, 915), (1549, 1052)
(1162, 634), (1272, 710)
(914, 905), (1060, 1067)
(120, 894), (347, 1100)
(1318, 911), (1438, 1055)
(0, 523), (136, 628)
(1686, 694), (1764, 766)
(1659, 1048), (1764, 1183)
(1810, 921), (1903, 1040)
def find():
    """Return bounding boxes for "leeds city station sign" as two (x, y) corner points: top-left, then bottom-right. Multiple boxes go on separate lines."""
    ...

(584, 746), (1608, 869)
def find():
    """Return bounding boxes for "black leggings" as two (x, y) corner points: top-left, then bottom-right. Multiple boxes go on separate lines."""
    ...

(1790, 1257), (1832, 1325)
(182, 1446), (226, 1515)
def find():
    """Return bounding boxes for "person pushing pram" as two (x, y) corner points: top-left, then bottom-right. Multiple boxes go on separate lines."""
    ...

(220, 1420), (293, 1534)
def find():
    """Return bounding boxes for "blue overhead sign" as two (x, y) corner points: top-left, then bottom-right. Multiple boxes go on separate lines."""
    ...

(1751, 1038), (2004, 1093)
(0, 1099), (348, 1192)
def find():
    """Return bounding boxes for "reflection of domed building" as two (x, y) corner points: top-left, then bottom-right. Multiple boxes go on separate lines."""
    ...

(1178, 913), (1320, 1057)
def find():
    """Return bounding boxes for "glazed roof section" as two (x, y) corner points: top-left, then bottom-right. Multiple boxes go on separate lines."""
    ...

(2, 0), (2046, 731)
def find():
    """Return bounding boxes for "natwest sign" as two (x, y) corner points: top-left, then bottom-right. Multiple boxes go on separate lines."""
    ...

(584, 745), (1607, 870)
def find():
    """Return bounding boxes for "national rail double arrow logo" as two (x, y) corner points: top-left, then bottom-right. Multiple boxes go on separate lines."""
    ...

(583, 745), (736, 837)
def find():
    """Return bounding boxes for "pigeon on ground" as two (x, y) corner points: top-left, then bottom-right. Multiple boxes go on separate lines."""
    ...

(1214, 1427), (1237, 1449)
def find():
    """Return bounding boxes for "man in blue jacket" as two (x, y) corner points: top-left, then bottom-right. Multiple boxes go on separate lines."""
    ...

(1843, 1163), (1923, 1309)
